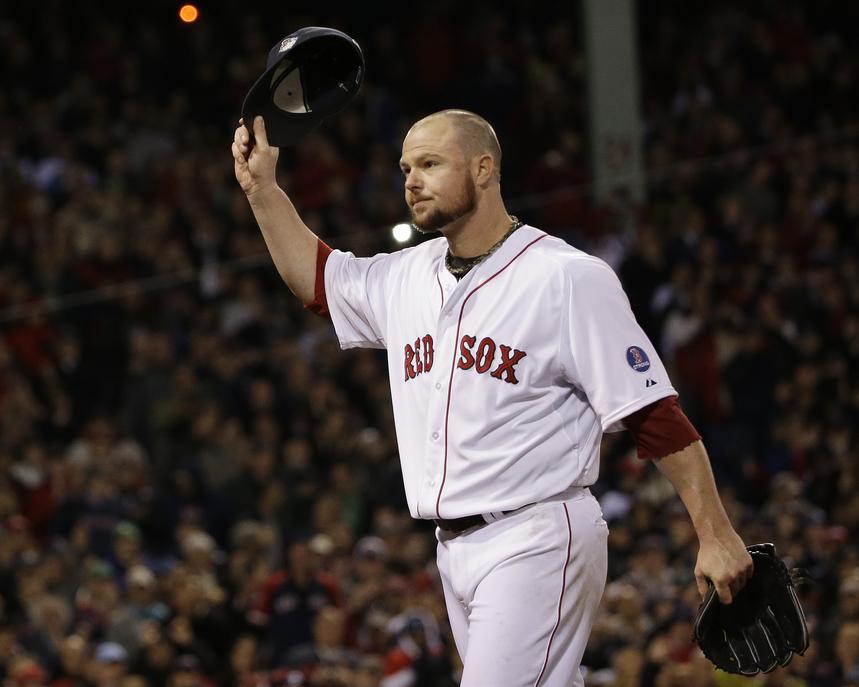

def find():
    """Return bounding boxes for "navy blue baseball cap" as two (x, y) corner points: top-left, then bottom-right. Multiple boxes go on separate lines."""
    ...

(242, 27), (364, 146)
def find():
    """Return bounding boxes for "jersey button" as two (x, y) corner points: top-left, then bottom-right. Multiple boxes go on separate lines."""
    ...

(435, 382), (441, 390)
(431, 431), (439, 440)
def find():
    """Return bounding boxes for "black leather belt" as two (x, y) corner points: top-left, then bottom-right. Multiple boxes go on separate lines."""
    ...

(434, 514), (487, 534)
(434, 502), (538, 535)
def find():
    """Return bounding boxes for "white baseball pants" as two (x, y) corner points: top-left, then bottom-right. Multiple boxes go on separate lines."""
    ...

(436, 488), (608, 687)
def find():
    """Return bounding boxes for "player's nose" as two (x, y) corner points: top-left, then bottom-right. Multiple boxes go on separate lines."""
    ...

(404, 170), (422, 193)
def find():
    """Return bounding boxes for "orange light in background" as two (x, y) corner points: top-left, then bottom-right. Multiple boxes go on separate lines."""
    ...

(179, 4), (199, 23)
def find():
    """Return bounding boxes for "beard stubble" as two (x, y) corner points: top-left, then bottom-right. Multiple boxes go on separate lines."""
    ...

(410, 175), (477, 234)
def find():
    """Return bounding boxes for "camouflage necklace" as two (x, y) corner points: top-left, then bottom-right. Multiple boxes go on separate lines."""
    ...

(445, 216), (522, 280)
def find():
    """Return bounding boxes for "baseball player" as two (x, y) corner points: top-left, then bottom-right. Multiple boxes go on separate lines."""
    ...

(232, 109), (753, 686)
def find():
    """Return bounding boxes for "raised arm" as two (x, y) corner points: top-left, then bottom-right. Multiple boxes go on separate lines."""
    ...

(654, 439), (753, 604)
(232, 115), (320, 304)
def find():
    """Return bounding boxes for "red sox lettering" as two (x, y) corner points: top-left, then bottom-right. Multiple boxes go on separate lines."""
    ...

(404, 334), (527, 384)
(404, 334), (435, 380)
(457, 335), (527, 384)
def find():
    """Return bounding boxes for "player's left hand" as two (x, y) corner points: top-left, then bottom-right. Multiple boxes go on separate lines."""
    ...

(695, 528), (754, 604)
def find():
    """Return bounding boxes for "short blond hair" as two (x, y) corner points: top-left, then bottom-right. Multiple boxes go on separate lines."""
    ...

(417, 109), (502, 182)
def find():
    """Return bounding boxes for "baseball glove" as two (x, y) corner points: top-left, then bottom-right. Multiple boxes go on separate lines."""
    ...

(693, 543), (809, 675)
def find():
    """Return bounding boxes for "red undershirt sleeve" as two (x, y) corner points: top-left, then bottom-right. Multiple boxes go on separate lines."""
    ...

(622, 396), (702, 460)
(304, 239), (333, 317)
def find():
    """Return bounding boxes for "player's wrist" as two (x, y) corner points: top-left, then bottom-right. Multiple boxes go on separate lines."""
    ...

(695, 519), (740, 547)
(246, 181), (282, 203)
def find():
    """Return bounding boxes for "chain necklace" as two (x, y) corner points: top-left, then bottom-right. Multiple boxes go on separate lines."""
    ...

(444, 216), (523, 280)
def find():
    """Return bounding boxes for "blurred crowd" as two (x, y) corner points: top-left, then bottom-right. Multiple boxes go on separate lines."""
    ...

(1, 1), (858, 685)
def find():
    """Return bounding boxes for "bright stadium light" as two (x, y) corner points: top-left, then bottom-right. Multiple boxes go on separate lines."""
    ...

(178, 4), (200, 23)
(392, 223), (413, 243)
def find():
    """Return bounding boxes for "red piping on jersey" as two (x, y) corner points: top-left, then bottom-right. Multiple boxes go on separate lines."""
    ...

(415, 274), (447, 520)
(434, 233), (548, 518)
(534, 502), (572, 687)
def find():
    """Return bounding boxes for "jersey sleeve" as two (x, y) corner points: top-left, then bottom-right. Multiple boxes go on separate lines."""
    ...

(304, 239), (333, 317)
(560, 257), (677, 432)
(323, 248), (393, 349)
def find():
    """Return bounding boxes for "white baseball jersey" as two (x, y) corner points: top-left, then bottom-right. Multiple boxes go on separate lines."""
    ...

(324, 224), (676, 520)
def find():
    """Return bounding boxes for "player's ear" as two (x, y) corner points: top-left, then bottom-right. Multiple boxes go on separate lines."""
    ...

(473, 153), (495, 187)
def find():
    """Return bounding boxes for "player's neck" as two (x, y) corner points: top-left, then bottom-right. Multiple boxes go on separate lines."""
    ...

(445, 206), (516, 258)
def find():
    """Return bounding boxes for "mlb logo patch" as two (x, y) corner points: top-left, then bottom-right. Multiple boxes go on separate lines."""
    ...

(626, 346), (651, 372)
(279, 36), (298, 53)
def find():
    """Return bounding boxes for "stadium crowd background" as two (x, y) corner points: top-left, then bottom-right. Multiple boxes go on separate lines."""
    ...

(1, 1), (858, 685)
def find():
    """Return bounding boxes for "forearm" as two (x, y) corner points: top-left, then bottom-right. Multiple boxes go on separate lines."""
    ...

(246, 185), (320, 304)
(653, 439), (733, 543)
(656, 439), (753, 601)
